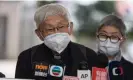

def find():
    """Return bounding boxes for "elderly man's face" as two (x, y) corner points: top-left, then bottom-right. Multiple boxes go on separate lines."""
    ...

(35, 15), (73, 41)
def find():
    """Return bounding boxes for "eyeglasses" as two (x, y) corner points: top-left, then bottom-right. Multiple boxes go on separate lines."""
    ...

(97, 33), (122, 43)
(40, 23), (69, 33)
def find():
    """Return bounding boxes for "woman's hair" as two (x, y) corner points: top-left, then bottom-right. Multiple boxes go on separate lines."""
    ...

(97, 14), (126, 37)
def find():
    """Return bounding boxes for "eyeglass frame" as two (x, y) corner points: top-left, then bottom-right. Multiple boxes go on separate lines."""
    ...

(37, 22), (70, 33)
(96, 33), (123, 43)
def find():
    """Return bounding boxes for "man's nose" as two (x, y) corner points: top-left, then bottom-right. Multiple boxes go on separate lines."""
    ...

(54, 27), (60, 33)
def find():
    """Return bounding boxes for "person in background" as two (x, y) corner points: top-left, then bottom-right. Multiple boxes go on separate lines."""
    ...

(15, 3), (107, 79)
(96, 14), (133, 80)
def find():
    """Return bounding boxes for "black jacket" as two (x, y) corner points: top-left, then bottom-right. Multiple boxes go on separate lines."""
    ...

(120, 57), (133, 80)
(15, 42), (107, 79)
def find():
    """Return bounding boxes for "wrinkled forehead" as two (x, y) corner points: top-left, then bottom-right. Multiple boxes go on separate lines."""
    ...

(44, 15), (69, 24)
(38, 15), (69, 29)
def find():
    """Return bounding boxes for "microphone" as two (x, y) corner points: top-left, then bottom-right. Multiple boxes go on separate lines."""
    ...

(0, 72), (5, 77)
(32, 52), (65, 80)
(97, 53), (108, 66)
(63, 76), (79, 80)
(33, 62), (49, 80)
(48, 53), (66, 80)
(77, 61), (91, 80)
(33, 62), (65, 80)
(53, 54), (63, 65)
(48, 64), (65, 80)
(92, 67), (107, 80)
(108, 61), (124, 80)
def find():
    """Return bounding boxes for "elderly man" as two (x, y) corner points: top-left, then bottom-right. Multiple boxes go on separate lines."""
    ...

(15, 3), (107, 79)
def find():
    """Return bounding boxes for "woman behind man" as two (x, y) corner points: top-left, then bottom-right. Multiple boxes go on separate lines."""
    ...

(96, 14), (133, 80)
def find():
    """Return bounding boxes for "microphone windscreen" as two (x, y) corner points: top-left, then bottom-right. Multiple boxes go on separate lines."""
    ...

(92, 67), (107, 80)
(33, 62), (49, 80)
(77, 70), (91, 80)
(48, 64), (66, 80)
(108, 61), (124, 80)
(0, 72), (5, 77)
(97, 54), (108, 67)
(79, 61), (88, 70)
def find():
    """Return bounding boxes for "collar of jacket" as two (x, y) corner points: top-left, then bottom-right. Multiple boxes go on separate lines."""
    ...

(97, 51), (122, 62)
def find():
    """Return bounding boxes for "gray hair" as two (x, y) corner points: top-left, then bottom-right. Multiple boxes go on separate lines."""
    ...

(97, 14), (127, 37)
(34, 3), (71, 28)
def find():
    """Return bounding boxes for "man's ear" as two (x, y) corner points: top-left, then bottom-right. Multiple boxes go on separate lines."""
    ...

(35, 29), (44, 41)
(68, 22), (73, 35)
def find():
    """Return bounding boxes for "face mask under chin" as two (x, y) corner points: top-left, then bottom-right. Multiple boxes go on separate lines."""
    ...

(44, 33), (71, 53)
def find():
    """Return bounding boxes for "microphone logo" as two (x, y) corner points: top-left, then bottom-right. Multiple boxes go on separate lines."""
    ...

(112, 67), (123, 76)
(35, 64), (48, 71)
(33, 62), (49, 77)
(77, 70), (91, 80)
(50, 65), (64, 77)
(92, 67), (107, 80)
(108, 61), (124, 80)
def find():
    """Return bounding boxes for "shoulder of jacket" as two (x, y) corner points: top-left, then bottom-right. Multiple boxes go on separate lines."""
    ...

(71, 42), (95, 52)
(18, 43), (43, 58)
(71, 42), (86, 48)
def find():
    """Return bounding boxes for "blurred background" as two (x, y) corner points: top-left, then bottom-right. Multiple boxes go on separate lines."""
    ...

(0, 0), (133, 78)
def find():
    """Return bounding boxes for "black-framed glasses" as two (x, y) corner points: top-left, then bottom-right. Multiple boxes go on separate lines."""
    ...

(97, 33), (122, 43)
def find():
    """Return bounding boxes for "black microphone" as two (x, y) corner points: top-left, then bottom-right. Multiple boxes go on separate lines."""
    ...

(53, 54), (63, 65)
(77, 61), (91, 80)
(33, 62), (49, 80)
(48, 53), (66, 80)
(108, 61), (124, 80)
(79, 61), (88, 70)
(97, 53), (109, 67)
(0, 72), (5, 77)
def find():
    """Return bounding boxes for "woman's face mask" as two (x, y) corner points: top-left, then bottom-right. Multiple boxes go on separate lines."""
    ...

(98, 38), (121, 56)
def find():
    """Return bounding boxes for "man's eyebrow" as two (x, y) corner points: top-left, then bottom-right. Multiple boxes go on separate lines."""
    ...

(59, 21), (68, 24)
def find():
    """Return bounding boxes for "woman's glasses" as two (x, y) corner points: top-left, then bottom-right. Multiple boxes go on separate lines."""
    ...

(97, 33), (122, 43)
